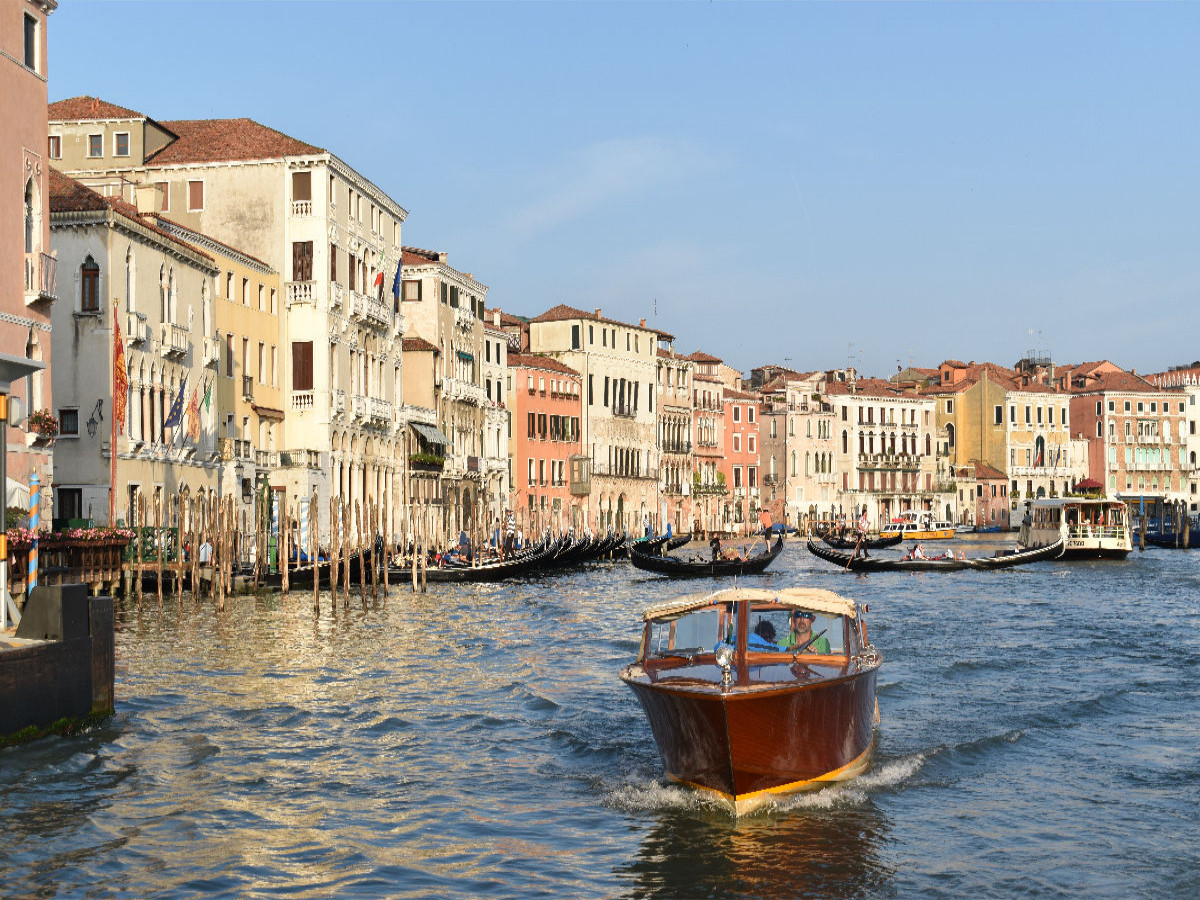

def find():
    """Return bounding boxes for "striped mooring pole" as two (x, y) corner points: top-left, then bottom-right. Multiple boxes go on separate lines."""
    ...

(27, 473), (39, 594)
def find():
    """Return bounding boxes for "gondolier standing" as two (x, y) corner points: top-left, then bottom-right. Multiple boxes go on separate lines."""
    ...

(853, 506), (871, 560)
(503, 509), (516, 559)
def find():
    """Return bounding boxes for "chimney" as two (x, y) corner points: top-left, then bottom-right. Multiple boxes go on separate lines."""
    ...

(594, 308), (602, 318)
(493, 309), (500, 327)
(134, 184), (159, 215)
(639, 318), (646, 328)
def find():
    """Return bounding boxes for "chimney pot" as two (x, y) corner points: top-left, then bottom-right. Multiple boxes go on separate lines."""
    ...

(639, 318), (646, 327)
(594, 308), (602, 318)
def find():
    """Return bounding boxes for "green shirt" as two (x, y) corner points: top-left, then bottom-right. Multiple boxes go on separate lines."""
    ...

(781, 631), (831, 653)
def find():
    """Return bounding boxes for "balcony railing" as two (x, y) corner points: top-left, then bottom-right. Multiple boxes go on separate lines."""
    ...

(242, 375), (254, 400)
(25, 252), (57, 304)
(255, 450), (277, 469)
(286, 281), (315, 307)
(202, 334), (220, 367)
(661, 440), (692, 454)
(126, 311), (150, 344)
(329, 281), (344, 310)
(612, 403), (636, 418)
(351, 290), (391, 328)
(291, 390), (314, 411)
(333, 389), (346, 418)
(590, 462), (659, 481)
(291, 199), (313, 217)
(443, 376), (487, 407)
(280, 449), (323, 469)
(159, 321), (188, 358)
(219, 437), (253, 461)
(369, 396), (392, 424)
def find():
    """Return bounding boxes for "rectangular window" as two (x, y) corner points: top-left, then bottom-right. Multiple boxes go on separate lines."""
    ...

(258, 284), (265, 311)
(23, 13), (37, 70)
(258, 342), (266, 383)
(528, 412), (535, 438)
(292, 171), (312, 201)
(47, 135), (61, 159)
(242, 277), (250, 306)
(572, 324), (580, 349)
(588, 375), (593, 405)
(292, 241), (313, 281)
(994, 405), (1003, 425)
(330, 244), (338, 282)
(187, 180), (205, 211)
(733, 406), (741, 422)
(292, 341), (314, 391)
(114, 132), (130, 157)
(80, 264), (100, 312)
(58, 408), (79, 436)
(225, 333), (234, 377)
(270, 288), (277, 314)
(271, 345), (278, 386)
(403, 280), (422, 301)
(88, 134), (103, 158)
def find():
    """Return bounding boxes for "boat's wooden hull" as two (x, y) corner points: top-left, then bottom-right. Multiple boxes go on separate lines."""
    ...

(629, 536), (784, 577)
(878, 527), (955, 540)
(623, 665), (879, 814)
(807, 538), (1065, 571)
(821, 533), (904, 551)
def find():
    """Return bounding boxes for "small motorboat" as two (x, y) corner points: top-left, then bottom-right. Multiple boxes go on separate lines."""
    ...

(806, 538), (1065, 572)
(621, 586), (881, 815)
(629, 534), (784, 577)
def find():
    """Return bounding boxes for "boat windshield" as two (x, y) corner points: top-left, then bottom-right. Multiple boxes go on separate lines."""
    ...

(646, 602), (846, 658)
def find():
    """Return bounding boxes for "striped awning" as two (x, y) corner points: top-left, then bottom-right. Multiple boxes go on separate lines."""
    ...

(411, 422), (450, 446)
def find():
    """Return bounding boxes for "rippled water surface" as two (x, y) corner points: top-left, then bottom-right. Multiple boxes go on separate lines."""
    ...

(3, 537), (1199, 899)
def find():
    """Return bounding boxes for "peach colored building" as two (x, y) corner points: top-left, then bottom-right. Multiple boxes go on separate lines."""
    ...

(689, 351), (726, 536)
(1, 1), (57, 509)
(722, 389), (761, 535)
(509, 353), (583, 534)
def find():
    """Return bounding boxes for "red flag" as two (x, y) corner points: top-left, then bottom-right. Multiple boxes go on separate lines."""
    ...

(113, 304), (129, 433)
(186, 387), (201, 441)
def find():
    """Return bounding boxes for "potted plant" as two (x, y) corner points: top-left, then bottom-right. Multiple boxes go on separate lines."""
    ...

(28, 408), (58, 438)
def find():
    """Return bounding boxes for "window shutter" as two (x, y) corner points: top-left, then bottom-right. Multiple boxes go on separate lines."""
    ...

(292, 341), (314, 391)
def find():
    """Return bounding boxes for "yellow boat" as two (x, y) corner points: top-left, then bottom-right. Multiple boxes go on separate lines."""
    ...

(878, 519), (956, 540)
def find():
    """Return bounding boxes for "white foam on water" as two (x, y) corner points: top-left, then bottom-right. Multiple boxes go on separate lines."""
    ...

(605, 778), (725, 814)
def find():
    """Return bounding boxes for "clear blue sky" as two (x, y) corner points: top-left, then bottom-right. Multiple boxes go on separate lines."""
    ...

(48, 1), (1200, 379)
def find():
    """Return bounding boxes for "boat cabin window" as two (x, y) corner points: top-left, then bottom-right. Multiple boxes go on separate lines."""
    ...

(646, 606), (729, 658)
(751, 606), (846, 655)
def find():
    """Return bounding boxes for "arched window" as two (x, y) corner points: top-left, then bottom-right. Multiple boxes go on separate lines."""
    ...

(25, 178), (37, 253)
(925, 434), (932, 456)
(842, 430), (848, 453)
(80, 256), (100, 312)
(946, 423), (956, 449)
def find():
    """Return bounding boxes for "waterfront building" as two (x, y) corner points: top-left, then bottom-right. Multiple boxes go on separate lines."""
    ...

(949, 461), (1009, 531)
(526, 305), (661, 534)
(48, 97), (408, 540)
(722, 389), (761, 535)
(759, 371), (838, 529)
(1147, 364), (1200, 513)
(655, 345), (693, 534)
(825, 378), (944, 528)
(481, 311), (511, 529)
(2, 0), (57, 510)
(688, 351), (726, 536)
(1062, 361), (1189, 504)
(508, 353), (582, 533)
(926, 359), (1081, 524)
(400, 247), (489, 534)
(48, 171), (219, 523)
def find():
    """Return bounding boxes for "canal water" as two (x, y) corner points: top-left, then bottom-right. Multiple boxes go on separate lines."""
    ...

(2, 537), (1198, 899)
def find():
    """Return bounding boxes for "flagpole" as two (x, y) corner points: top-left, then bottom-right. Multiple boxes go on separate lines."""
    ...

(111, 300), (119, 526)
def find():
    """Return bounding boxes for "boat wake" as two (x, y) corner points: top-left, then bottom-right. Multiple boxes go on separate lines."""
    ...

(773, 752), (928, 811)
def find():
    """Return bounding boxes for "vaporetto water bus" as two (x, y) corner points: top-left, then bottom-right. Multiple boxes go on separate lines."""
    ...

(1017, 497), (1131, 559)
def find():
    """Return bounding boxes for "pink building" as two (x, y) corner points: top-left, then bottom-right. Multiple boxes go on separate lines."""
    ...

(509, 353), (583, 534)
(722, 389), (761, 535)
(1, 1), (57, 512)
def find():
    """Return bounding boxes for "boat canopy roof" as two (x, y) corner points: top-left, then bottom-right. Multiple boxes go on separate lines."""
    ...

(1029, 497), (1124, 508)
(640, 587), (857, 622)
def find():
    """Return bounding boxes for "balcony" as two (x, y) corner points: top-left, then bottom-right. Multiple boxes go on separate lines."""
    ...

(255, 450), (278, 469)
(454, 306), (474, 331)
(333, 389), (346, 418)
(351, 290), (391, 329)
(25, 251), (57, 305)
(590, 462), (660, 482)
(280, 449), (324, 469)
(857, 452), (920, 471)
(286, 281), (315, 307)
(219, 437), (253, 461)
(612, 403), (636, 419)
(329, 281), (344, 310)
(369, 396), (392, 425)
(291, 199), (313, 217)
(352, 394), (367, 421)
(202, 334), (220, 367)
(242, 375), (254, 400)
(443, 376), (487, 407)
(291, 390), (314, 412)
(159, 321), (188, 358)
(661, 440), (692, 454)
(126, 311), (150, 344)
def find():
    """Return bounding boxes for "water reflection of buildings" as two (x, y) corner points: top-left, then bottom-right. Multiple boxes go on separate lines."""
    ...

(617, 804), (893, 900)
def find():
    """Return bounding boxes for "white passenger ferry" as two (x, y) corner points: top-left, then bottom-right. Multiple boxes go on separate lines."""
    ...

(1017, 498), (1131, 559)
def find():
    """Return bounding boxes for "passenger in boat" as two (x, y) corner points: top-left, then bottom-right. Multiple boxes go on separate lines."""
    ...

(781, 610), (830, 654)
(710, 536), (722, 561)
(748, 619), (780, 651)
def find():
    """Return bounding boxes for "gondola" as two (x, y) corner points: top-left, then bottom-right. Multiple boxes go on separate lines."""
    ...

(621, 586), (881, 815)
(387, 542), (556, 583)
(806, 537), (1064, 572)
(821, 533), (903, 551)
(629, 534), (785, 577)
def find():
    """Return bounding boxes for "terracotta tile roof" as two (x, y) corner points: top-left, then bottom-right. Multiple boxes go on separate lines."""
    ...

(686, 350), (722, 364)
(145, 118), (323, 166)
(48, 168), (109, 212)
(402, 337), (438, 353)
(402, 247), (446, 266)
(1068, 370), (1160, 394)
(49, 96), (146, 121)
(528, 303), (658, 334)
(508, 353), (581, 376)
(723, 389), (759, 402)
(49, 170), (214, 263)
(970, 462), (1007, 480)
(942, 359), (969, 368)
(823, 378), (905, 399)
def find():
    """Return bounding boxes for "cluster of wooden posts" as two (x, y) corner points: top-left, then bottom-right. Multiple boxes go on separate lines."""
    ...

(122, 488), (491, 608)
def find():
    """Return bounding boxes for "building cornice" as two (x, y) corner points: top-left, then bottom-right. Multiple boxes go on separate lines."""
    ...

(155, 220), (274, 275)
(51, 208), (220, 273)
(326, 154), (408, 223)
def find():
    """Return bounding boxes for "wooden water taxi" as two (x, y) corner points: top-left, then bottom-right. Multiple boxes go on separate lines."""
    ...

(1017, 497), (1131, 559)
(620, 587), (881, 815)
